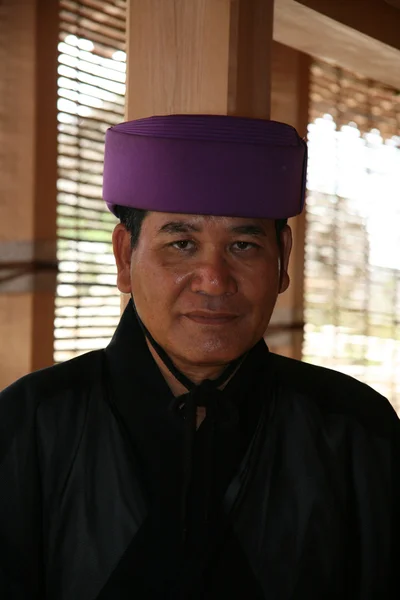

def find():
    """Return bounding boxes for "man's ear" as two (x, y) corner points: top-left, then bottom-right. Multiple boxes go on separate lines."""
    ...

(278, 224), (293, 294)
(112, 223), (132, 294)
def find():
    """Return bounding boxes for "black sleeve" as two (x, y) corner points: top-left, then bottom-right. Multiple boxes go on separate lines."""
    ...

(391, 416), (400, 596)
(0, 379), (44, 598)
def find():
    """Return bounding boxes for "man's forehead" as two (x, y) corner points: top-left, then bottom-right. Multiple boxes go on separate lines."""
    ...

(146, 211), (273, 232)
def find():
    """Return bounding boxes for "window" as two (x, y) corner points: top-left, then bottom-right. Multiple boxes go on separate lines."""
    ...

(55, 0), (126, 362)
(304, 59), (400, 411)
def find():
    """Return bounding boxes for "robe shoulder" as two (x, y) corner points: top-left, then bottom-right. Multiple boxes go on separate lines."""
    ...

(0, 350), (103, 402)
(0, 350), (105, 432)
(0, 354), (107, 596)
(269, 352), (399, 436)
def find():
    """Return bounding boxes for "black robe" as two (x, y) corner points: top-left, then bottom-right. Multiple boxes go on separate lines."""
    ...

(0, 301), (398, 599)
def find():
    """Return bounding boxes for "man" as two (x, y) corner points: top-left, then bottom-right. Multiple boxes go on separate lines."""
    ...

(0, 114), (398, 599)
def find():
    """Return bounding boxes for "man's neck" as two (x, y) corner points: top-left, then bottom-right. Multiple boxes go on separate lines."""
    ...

(146, 339), (228, 397)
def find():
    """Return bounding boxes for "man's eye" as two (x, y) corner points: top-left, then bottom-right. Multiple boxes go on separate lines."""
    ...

(171, 240), (194, 250)
(232, 241), (257, 251)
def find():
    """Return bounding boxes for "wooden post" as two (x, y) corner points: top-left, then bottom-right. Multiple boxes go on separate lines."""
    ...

(267, 41), (311, 359)
(125, 0), (274, 120)
(0, 0), (58, 388)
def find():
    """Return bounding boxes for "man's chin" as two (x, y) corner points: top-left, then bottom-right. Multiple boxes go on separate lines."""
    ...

(168, 321), (257, 366)
(173, 339), (246, 368)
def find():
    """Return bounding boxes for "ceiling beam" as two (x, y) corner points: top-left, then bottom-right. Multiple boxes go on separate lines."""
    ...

(274, 0), (400, 89)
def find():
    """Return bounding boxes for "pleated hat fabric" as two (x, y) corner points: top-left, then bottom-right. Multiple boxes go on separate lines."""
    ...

(103, 114), (307, 219)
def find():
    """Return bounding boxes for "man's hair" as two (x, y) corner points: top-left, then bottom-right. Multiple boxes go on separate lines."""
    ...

(114, 205), (148, 249)
(114, 205), (287, 249)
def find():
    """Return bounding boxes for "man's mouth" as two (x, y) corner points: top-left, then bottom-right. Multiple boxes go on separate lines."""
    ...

(184, 311), (239, 325)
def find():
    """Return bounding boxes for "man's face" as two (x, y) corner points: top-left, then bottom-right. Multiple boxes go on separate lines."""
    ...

(113, 212), (292, 369)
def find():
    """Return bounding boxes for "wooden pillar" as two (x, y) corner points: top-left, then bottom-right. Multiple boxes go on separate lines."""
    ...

(125, 0), (274, 120)
(267, 41), (311, 359)
(0, 0), (58, 389)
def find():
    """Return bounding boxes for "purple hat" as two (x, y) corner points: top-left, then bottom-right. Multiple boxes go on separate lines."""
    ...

(103, 114), (307, 219)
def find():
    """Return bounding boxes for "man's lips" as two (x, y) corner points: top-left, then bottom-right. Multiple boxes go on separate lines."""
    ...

(183, 311), (239, 325)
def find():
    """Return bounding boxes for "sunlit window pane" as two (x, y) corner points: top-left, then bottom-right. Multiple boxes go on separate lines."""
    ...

(304, 61), (400, 412)
(55, 1), (126, 363)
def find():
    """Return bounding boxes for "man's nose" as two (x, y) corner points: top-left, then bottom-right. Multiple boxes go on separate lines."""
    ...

(190, 251), (238, 296)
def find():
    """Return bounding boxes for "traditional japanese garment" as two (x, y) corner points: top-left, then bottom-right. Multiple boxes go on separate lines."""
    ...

(0, 300), (398, 599)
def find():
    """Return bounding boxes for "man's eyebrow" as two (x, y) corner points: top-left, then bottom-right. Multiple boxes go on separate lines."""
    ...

(158, 221), (201, 235)
(230, 224), (267, 237)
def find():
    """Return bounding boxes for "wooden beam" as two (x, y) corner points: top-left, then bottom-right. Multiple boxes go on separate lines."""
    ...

(274, 0), (400, 90)
(296, 0), (400, 52)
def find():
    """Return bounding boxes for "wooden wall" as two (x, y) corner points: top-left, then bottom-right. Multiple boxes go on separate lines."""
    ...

(0, 0), (58, 389)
